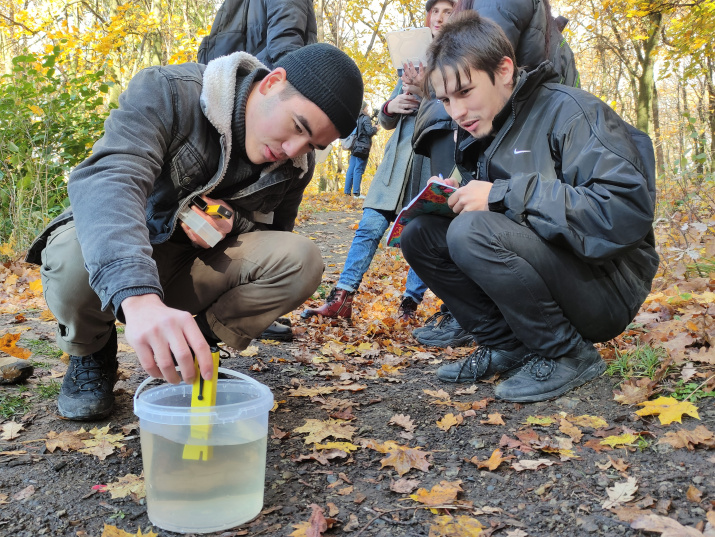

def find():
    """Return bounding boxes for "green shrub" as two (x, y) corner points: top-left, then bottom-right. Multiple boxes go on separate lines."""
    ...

(0, 46), (112, 254)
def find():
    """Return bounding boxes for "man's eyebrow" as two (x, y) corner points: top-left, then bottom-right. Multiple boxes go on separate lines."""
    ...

(296, 114), (327, 150)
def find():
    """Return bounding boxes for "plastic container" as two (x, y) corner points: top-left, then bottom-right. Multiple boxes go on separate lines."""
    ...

(178, 206), (223, 247)
(133, 368), (274, 534)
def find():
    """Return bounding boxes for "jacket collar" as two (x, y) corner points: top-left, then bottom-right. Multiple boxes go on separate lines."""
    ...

(199, 51), (310, 177)
(456, 61), (560, 153)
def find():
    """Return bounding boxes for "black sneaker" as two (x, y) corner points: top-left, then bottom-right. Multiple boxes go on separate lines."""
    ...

(436, 344), (529, 383)
(58, 327), (118, 421)
(495, 342), (606, 403)
(413, 305), (449, 338)
(258, 320), (293, 342)
(414, 310), (474, 348)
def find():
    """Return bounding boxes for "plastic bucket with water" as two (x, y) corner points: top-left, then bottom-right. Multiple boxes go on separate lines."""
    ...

(133, 368), (273, 534)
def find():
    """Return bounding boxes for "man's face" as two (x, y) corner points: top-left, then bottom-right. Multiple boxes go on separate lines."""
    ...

(428, 1), (454, 36)
(431, 60), (514, 140)
(245, 69), (340, 165)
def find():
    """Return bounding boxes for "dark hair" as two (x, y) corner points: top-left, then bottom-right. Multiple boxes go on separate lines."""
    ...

(423, 11), (517, 95)
(452, 0), (553, 64)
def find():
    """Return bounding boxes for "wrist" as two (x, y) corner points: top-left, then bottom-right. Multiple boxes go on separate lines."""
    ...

(122, 293), (163, 316)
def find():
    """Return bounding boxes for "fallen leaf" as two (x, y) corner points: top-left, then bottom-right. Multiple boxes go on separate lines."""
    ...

(293, 419), (355, 445)
(613, 378), (657, 405)
(603, 476), (638, 509)
(289, 386), (337, 397)
(389, 414), (416, 432)
(568, 414), (609, 429)
(505, 530), (529, 537)
(424, 389), (450, 400)
(525, 415), (555, 426)
(1, 421), (24, 441)
(686, 484), (702, 503)
(631, 514), (705, 537)
(239, 345), (259, 357)
(511, 458), (556, 471)
(101, 525), (158, 536)
(600, 433), (638, 448)
(103, 473), (145, 500)
(290, 504), (327, 537)
(635, 397), (700, 425)
(467, 448), (514, 471)
(480, 412), (505, 425)
(0, 332), (32, 359)
(410, 480), (462, 506)
(390, 478), (420, 494)
(429, 515), (484, 537)
(658, 425), (715, 450)
(360, 440), (431, 477)
(454, 385), (478, 395)
(12, 485), (35, 501)
(437, 413), (463, 431)
(559, 418), (583, 443)
(45, 429), (91, 453)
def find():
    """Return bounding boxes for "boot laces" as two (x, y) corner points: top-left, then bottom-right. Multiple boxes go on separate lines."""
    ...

(422, 310), (448, 328)
(71, 355), (109, 391)
(525, 354), (556, 381)
(460, 346), (490, 380)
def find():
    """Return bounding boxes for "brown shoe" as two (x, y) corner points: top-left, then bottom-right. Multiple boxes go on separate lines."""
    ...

(301, 288), (355, 319)
(0, 357), (34, 385)
(397, 296), (418, 322)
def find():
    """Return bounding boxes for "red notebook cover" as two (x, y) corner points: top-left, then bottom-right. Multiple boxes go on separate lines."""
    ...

(386, 180), (457, 248)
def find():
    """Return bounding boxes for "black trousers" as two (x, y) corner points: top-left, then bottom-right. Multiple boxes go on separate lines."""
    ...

(401, 212), (633, 358)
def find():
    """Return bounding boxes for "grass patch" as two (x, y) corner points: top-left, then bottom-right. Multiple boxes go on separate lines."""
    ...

(311, 283), (331, 300)
(670, 379), (715, 402)
(0, 388), (31, 420)
(606, 344), (671, 380)
(24, 338), (63, 359)
(36, 379), (61, 399)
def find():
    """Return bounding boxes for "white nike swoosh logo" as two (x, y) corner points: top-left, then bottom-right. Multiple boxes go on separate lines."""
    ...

(513, 149), (531, 154)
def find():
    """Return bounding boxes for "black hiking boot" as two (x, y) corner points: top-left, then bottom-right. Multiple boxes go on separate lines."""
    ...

(436, 344), (530, 383)
(495, 341), (606, 403)
(58, 327), (118, 420)
(397, 296), (419, 322)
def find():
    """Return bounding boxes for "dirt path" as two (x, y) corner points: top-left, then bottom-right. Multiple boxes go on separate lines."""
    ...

(0, 204), (713, 537)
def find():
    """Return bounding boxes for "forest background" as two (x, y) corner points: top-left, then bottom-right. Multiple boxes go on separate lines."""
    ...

(0, 0), (714, 283)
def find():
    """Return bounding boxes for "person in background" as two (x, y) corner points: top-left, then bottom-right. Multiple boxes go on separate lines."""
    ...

(402, 12), (657, 401)
(26, 44), (364, 420)
(302, 0), (455, 324)
(198, 0), (317, 68)
(407, 0), (581, 348)
(344, 102), (379, 197)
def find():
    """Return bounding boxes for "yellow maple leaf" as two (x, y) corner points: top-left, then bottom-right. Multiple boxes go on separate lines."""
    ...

(28, 279), (42, 293)
(568, 414), (609, 429)
(429, 515), (484, 537)
(293, 419), (355, 444)
(239, 345), (259, 357)
(525, 415), (555, 426)
(600, 433), (638, 448)
(289, 521), (310, 537)
(410, 480), (463, 506)
(101, 524), (158, 537)
(378, 443), (431, 476)
(0, 332), (32, 360)
(288, 386), (337, 397)
(467, 448), (514, 471)
(104, 473), (145, 499)
(436, 413), (463, 431)
(635, 397), (700, 425)
(314, 441), (359, 452)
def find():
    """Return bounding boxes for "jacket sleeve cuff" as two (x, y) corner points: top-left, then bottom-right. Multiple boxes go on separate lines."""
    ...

(488, 179), (509, 212)
(113, 287), (163, 323)
(382, 100), (395, 117)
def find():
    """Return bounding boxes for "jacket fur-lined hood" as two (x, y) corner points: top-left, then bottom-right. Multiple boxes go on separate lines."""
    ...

(199, 51), (309, 177)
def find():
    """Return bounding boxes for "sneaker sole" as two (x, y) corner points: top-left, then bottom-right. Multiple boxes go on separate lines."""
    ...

(495, 360), (607, 403)
(416, 334), (474, 348)
(57, 400), (114, 421)
(436, 362), (525, 383)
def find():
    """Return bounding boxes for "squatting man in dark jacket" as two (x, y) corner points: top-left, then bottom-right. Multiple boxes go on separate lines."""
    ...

(26, 44), (364, 420)
(400, 12), (659, 402)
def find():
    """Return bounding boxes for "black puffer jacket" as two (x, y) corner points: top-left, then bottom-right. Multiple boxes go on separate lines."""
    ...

(198, 0), (317, 68)
(469, 0), (579, 86)
(457, 63), (659, 317)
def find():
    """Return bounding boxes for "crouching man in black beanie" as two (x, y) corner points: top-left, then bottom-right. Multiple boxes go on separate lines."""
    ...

(26, 44), (364, 420)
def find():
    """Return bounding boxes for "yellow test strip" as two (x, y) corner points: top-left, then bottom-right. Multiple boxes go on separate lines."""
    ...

(182, 349), (220, 461)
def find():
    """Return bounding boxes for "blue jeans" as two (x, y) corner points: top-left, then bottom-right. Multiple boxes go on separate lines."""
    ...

(337, 208), (428, 302)
(344, 155), (367, 195)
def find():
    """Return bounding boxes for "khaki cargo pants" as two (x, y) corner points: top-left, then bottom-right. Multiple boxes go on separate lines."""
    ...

(40, 221), (323, 356)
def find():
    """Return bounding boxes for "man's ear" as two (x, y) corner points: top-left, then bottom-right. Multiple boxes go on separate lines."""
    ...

(257, 67), (288, 96)
(496, 57), (515, 86)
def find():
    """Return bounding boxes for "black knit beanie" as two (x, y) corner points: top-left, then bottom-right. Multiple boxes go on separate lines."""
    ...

(275, 43), (364, 138)
(425, 0), (455, 11)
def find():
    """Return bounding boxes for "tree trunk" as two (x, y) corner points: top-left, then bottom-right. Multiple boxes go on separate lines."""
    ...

(707, 56), (715, 173)
(634, 12), (661, 134)
(316, 0), (324, 43)
(651, 84), (665, 175)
